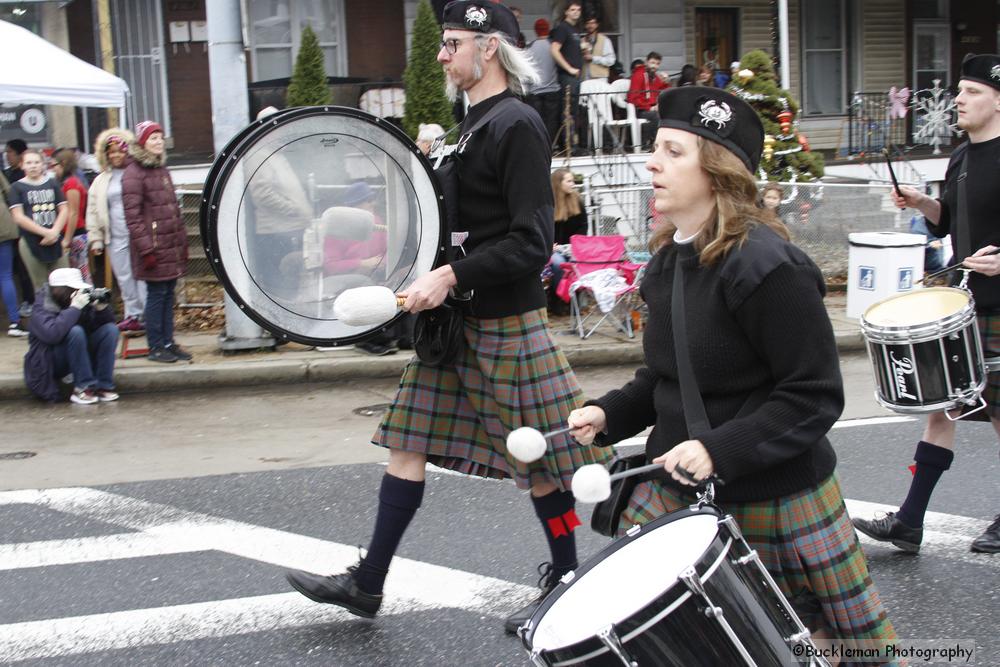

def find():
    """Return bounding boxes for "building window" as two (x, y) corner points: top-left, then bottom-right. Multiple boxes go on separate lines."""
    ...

(248, 0), (345, 82)
(913, 22), (950, 91)
(801, 0), (847, 115)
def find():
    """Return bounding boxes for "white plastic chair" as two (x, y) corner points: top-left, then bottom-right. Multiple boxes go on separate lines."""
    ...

(359, 88), (406, 119)
(607, 77), (647, 153)
(579, 78), (612, 151)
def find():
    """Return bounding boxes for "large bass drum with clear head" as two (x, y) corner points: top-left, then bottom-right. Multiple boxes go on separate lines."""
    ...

(200, 106), (444, 347)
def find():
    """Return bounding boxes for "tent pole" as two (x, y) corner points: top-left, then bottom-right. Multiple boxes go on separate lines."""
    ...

(82, 108), (90, 153)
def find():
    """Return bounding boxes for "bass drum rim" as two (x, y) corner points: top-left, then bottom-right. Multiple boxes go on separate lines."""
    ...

(199, 105), (445, 347)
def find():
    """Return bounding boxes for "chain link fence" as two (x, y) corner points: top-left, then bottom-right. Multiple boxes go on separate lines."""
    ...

(586, 181), (913, 282)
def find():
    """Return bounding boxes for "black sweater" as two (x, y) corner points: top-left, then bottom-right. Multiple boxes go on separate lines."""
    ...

(589, 225), (844, 502)
(555, 209), (587, 245)
(927, 135), (1000, 312)
(449, 91), (554, 318)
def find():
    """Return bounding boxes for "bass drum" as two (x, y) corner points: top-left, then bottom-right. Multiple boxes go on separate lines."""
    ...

(200, 106), (444, 347)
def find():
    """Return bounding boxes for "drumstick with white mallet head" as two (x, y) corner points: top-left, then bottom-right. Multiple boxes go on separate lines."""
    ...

(333, 286), (406, 325)
(506, 426), (575, 463)
(572, 463), (723, 503)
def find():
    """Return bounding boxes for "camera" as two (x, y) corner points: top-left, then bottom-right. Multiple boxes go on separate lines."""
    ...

(82, 287), (112, 305)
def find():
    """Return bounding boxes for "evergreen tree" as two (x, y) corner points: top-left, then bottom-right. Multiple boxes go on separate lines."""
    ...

(727, 49), (824, 181)
(286, 25), (332, 107)
(402, 0), (455, 140)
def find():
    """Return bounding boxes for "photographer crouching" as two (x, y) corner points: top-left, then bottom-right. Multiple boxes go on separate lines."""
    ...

(24, 268), (119, 404)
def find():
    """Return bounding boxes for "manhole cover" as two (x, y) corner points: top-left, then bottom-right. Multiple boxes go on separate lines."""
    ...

(352, 403), (393, 417)
(0, 451), (37, 460)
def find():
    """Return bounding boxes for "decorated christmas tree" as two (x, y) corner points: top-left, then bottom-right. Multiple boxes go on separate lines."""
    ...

(286, 26), (332, 107)
(726, 50), (824, 181)
(402, 0), (455, 140)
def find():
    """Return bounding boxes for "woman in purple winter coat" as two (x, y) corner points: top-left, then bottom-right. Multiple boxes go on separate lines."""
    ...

(121, 121), (191, 363)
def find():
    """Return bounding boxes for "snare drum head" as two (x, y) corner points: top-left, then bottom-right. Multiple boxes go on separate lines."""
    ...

(530, 510), (719, 651)
(863, 287), (970, 328)
(200, 106), (443, 346)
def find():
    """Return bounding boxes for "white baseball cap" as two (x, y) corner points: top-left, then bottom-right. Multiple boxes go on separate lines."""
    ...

(48, 267), (92, 290)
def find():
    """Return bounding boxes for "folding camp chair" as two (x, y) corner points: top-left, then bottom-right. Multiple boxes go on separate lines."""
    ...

(561, 234), (644, 339)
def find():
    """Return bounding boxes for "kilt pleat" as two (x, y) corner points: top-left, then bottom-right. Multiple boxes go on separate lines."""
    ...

(617, 475), (897, 648)
(373, 308), (612, 490)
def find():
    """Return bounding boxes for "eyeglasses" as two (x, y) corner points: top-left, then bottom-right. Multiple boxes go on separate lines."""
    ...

(439, 37), (471, 55)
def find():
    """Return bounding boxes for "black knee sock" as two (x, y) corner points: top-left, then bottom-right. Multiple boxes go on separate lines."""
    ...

(896, 441), (953, 528)
(531, 489), (580, 580)
(354, 473), (424, 595)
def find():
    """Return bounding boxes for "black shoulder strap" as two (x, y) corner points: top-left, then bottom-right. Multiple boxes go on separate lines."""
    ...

(672, 256), (711, 438)
(956, 149), (970, 261)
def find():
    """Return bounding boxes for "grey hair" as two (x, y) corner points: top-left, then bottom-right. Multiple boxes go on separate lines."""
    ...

(475, 32), (540, 97)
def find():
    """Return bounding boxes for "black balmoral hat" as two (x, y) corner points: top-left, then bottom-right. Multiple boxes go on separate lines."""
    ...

(656, 87), (765, 173)
(960, 53), (1000, 93)
(441, 1), (520, 44)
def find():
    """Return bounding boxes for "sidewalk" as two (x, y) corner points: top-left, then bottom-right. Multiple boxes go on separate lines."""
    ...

(0, 293), (862, 401)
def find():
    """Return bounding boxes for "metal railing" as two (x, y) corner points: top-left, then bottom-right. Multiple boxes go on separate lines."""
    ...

(586, 180), (914, 282)
(846, 92), (908, 157)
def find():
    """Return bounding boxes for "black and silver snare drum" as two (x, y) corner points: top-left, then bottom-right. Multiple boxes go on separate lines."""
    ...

(861, 287), (986, 414)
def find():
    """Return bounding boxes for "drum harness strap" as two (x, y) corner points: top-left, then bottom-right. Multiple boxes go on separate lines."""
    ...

(956, 151), (971, 265)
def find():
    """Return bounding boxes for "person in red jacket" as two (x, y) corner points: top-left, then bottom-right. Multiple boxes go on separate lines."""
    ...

(627, 51), (670, 149)
(121, 121), (190, 364)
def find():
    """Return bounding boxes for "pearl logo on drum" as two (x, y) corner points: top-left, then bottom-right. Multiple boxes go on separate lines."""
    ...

(889, 351), (917, 400)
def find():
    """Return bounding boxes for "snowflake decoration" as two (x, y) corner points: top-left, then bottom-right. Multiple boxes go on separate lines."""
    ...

(911, 79), (960, 155)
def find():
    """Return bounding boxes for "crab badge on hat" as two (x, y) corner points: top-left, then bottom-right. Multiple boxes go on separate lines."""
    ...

(696, 99), (734, 134)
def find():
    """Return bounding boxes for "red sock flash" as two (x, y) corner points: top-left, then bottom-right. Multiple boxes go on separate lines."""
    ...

(546, 509), (581, 538)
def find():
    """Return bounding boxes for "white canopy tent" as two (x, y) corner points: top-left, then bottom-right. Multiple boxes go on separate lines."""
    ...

(0, 19), (129, 147)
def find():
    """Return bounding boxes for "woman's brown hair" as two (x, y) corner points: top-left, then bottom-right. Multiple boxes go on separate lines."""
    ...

(551, 168), (582, 222)
(649, 138), (788, 266)
(51, 148), (78, 183)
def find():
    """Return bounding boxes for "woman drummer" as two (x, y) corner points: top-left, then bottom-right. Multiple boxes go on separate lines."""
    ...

(568, 87), (898, 653)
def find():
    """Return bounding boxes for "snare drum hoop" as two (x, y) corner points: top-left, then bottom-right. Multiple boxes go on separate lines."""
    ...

(523, 506), (732, 664)
(861, 287), (977, 345)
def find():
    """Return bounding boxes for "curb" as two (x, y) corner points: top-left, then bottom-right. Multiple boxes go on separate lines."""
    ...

(0, 333), (865, 401)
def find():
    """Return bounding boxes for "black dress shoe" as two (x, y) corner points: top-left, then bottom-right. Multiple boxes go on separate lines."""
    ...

(286, 565), (382, 618)
(971, 514), (1000, 553)
(852, 512), (923, 553)
(504, 562), (565, 635)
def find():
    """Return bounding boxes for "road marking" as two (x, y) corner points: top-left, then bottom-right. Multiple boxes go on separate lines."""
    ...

(0, 486), (533, 662)
(832, 416), (917, 429)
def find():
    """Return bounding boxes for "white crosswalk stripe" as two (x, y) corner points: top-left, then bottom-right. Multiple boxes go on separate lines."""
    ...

(0, 443), (995, 662)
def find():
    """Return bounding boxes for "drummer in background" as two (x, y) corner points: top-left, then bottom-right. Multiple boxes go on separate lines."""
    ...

(568, 86), (898, 650)
(852, 53), (1000, 555)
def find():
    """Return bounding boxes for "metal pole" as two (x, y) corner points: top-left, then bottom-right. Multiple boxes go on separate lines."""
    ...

(96, 0), (119, 128)
(778, 0), (791, 91)
(205, 0), (275, 351)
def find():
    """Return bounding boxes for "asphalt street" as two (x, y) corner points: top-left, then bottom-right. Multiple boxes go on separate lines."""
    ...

(1, 354), (998, 666)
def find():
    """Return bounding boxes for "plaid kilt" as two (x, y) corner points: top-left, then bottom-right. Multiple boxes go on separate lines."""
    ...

(977, 313), (1000, 418)
(617, 475), (897, 648)
(373, 308), (613, 490)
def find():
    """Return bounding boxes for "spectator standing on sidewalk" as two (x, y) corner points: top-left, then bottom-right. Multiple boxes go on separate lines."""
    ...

(0, 171), (28, 337)
(2, 139), (37, 316)
(87, 128), (146, 332)
(23, 267), (119, 404)
(549, 1), (584, 153)
(122, 121), (191, 364)
(524, 19), (560, 146)
(580, 14), (615, 81)
(51, 148), (91, 284)
(7, 149), (69, 292)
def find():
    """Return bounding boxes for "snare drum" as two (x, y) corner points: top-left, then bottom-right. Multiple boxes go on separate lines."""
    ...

(520, 506), (825, 666)
(861, 287), (986, 413)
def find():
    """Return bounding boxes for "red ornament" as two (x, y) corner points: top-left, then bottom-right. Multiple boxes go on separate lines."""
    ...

(777, 110), (793, 134)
